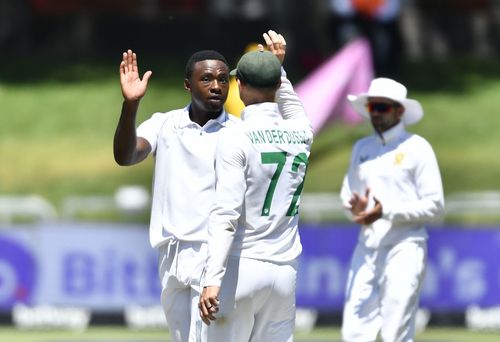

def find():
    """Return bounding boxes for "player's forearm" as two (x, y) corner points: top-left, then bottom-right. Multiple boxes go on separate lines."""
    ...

(204, 220), (236, 287)
(383, 195), (445, 224)
(114, 100), (141, 165)
(340, 175), (356, 221)
(276, 69), (310, 125)
(204, 139), (246, 285)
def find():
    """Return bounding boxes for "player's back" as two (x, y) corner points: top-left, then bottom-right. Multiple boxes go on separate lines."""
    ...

(233, 102), (313, 262)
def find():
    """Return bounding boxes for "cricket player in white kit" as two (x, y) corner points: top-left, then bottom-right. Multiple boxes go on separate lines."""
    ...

(114, 48), (239, 342)
(340, 78), (444, 342)
(198, 32), (313, 342)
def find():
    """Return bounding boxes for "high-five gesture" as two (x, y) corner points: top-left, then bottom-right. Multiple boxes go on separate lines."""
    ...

(114, 49), (152, 166)
(120, 49), (152, 102)
(261, 30), (287, 65)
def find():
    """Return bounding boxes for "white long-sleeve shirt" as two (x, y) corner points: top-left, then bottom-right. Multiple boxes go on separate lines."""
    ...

(204, 71), (313, 287)
(340, 122), (444, 248)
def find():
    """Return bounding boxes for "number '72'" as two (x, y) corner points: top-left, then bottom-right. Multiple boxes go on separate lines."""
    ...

(260, 152), (309, 217)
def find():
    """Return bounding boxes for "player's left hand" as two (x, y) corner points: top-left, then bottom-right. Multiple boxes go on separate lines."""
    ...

(260, 29), (286, 65)
(199, 286), (220, 325)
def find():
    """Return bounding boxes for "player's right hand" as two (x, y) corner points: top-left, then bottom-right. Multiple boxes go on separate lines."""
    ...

(350, 189), (383, 225)
(262, 30), (286, 65)
(119, 49), (152, 102)
(349, 188), (370, 215)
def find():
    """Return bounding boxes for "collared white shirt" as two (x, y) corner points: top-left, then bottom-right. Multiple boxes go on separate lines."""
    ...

(340, 121), (444, 248)
(204, 73), (314, 287)
(137, 105), (240, 247)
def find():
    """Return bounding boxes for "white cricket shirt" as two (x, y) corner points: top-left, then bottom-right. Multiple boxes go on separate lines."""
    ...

(137, 106), (240, 248)
(340, 121), (445, 248)
(204, 72), (314, 287)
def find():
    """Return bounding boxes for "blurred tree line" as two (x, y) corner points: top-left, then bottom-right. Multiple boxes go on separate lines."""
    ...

(0, 0), (499, 77)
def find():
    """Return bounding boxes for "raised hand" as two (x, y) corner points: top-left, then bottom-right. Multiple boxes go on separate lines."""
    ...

(119, 49), (152, 102)
(261, 30), (286, 65)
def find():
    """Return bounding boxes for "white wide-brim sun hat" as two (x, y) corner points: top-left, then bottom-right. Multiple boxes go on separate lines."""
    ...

(347, 77), (424, 125)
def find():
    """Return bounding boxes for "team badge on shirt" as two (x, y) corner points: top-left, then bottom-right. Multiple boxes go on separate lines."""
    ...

(394, 153), (405, 166)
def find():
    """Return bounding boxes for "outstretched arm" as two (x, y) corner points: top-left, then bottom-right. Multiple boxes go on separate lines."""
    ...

(262, 30), (310, 126)
(113, 49), (153, 166)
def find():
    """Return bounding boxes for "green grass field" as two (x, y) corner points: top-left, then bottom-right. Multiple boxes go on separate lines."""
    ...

(1, 57), (500, 223)
(0, 326), (499, 342)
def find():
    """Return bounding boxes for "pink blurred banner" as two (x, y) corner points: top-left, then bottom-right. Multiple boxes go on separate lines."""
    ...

(296, 38), (374, 133)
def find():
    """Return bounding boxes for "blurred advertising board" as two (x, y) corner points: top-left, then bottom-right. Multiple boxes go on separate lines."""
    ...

(0, 223), (499, 312)
(0, 223), (159, 312)
(297, 224), (500, 311)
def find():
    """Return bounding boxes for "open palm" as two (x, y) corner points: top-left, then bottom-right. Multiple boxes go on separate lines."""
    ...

(261, 30), (286, 65)
(119, 49), (152, 101)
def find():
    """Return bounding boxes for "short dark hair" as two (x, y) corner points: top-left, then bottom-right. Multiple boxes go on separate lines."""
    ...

(185, 50), (228, 79)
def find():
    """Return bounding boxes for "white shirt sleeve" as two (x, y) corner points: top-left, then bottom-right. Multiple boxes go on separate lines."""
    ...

(340, 174), (355, 221)
(136, 112), (167, 154)
(276, 69), (311, 125)
(340, 140), (363, 221)
(204, 128), (248, 287)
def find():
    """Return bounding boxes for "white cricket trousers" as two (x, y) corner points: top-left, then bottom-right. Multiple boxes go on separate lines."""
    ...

(341, 240), (427, 342)
(206, 256), (298, 342)
(158, 240), (207, 342)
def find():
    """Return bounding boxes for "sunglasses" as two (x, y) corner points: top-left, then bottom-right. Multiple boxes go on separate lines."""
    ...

(366, 102), (398, 114)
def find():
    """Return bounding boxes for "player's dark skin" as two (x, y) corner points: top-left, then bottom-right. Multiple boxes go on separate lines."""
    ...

(185, 60), (230, 126)
(348, 97), (404, 225)
(113, 49), (229, 166)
